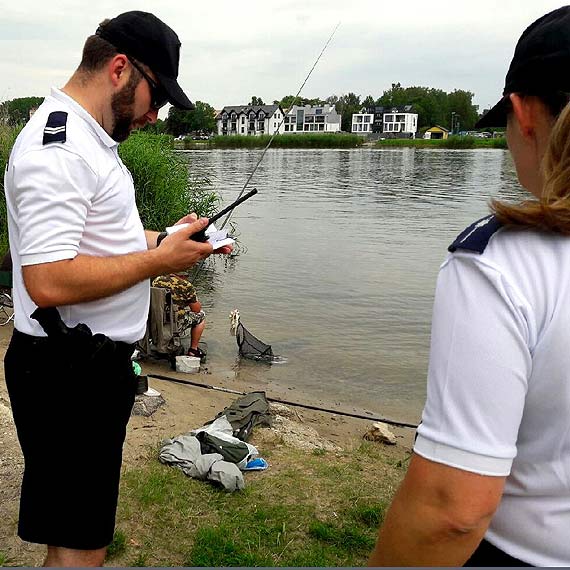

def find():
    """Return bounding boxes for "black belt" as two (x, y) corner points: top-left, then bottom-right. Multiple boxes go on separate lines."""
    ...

(14, 328), (135, 361)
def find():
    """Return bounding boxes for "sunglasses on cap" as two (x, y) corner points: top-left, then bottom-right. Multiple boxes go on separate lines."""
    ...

(127, 57), (168, 110)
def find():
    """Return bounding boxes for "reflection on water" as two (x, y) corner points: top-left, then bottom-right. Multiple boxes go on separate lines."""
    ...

(179, 148), (523, 423)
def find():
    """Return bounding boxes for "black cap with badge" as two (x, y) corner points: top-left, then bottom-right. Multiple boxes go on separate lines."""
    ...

(476, 6), (570, 128)
(96, 10), (194, 111)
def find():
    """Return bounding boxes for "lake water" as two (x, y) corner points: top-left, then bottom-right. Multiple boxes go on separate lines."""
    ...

(178, 148), (525, 425)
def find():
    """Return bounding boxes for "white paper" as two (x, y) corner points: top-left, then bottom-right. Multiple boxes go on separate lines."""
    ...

(165, 223), (235, 249)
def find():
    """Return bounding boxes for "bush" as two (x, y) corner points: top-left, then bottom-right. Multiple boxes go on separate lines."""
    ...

(119, 132), (219, 230)
(0, 124), (22, 255)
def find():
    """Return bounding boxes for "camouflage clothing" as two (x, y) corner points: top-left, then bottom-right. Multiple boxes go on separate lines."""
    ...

(152, 275), (205, 336)
(152, 274), (198, 305)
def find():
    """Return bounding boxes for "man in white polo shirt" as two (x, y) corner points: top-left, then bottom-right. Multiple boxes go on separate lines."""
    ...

(4, 11), (231, 567)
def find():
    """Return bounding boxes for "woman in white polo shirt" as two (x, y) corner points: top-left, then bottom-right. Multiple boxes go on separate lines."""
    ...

(370, 6), (570, 567)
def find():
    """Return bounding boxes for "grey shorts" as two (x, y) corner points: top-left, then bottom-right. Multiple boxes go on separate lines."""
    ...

(177, 309), (205, 334)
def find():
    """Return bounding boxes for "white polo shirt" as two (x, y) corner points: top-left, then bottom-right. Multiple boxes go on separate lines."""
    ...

(415, 224), (570, 566)
(4, 88), (149, 343)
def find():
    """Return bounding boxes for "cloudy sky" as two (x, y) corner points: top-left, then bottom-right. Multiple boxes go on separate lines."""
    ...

(1, 0), (566, 118)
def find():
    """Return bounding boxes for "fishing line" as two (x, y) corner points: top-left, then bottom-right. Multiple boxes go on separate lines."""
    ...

(189, 20), (341, 282)
(219, 20), (341, 230)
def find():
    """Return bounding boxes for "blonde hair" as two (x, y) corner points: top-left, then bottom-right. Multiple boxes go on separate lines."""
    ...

(491, 95), (570, 234)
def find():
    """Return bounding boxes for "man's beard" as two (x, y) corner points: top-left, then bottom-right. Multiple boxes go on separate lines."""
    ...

(110, 73), (139, 143)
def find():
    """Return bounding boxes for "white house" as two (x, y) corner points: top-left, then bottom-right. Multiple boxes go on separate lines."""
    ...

(351, 112), (374, 134)
(216, 105), (286, 136)
(284, 105), (341, 133)
(383, 108), (418, 137)
(351, 105), (418, 138)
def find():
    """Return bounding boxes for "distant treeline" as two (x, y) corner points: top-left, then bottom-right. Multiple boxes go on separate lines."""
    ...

(1, 82), (481, 137)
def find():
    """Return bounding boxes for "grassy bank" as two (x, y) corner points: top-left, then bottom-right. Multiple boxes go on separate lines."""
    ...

(376, 136), (508, 149)
(107, 441), (408, 567)
(206, 133), (364, 149)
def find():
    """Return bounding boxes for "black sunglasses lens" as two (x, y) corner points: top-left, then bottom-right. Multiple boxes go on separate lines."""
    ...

(152, 86), (168, 110)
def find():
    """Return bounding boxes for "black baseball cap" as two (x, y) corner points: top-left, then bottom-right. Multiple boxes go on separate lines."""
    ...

(476, 6), (570, 128)
(96, 11), (194, 110)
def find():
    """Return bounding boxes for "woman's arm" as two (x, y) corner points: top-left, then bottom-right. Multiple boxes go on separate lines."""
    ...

(368, 454), (505, 567)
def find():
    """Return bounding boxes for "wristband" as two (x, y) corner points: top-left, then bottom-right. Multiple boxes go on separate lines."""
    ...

(156, 231), (167, 247)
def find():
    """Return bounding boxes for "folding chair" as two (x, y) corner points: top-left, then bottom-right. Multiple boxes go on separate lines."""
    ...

(0, 269), (13, 326)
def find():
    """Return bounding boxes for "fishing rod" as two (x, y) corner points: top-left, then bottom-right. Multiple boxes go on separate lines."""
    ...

(219, 20), (341, 231)
(189, 20), (341, 274)
(148, 372), (418, 429)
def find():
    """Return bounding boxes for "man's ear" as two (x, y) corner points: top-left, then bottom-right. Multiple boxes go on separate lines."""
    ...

(108, 54), (129, 88)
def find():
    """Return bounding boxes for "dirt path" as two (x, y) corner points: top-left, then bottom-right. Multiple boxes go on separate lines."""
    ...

(0, 322), (413, 565)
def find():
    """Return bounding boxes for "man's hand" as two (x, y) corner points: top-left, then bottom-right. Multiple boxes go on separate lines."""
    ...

(173, 212), (198, 225)
(172, 212), (233, 255)
(157, 218), (214, 272)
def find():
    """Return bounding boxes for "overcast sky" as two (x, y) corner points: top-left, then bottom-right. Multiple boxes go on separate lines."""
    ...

(1, 0), (566, 118)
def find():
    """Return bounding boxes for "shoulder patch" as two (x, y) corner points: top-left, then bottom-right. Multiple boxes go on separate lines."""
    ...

(43, 111), (68, 145)
(448, 214), (502, 254)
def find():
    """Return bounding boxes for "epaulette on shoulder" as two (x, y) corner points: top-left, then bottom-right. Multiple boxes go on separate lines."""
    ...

(448, 214), (502, 254)
(43, 111), (68, 145)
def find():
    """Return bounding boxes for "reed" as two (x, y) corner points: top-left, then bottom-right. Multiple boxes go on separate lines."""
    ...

(0, 124), (22, 254)
(210, 133), (364, 149)
(376, 136), (508, 149)
(119, 132), (220, 230)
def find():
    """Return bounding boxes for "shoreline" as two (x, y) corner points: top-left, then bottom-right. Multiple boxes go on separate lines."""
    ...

(174, 135), (507, 151)
(0, 321), (413, 565)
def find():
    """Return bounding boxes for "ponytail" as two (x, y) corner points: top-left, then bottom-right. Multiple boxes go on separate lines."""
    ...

(491, 93), (570, 234)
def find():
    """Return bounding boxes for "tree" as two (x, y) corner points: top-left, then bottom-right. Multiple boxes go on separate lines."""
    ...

(376, 84), (479, 130)
(0, 97), (44, 126)
(141, 118), (167, 134)
(332, 92), (361, 132)
(164, 101), (217, 136)
(274, 95), (326, 110)
(250, 96), (264, 106)
(188, 101), (217, 133)
(447, 89), (479, 131)
(362, 95), (375, 110)
(165, 107), (190, 136)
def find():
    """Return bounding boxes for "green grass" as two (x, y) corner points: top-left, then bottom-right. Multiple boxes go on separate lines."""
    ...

(209, 133), (364, 149)
(376, 135), (508, 149)
(108, 442), (405, 567)
(106, 529), (127, 560)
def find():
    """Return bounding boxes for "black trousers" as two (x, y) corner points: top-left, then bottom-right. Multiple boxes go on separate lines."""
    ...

(465, 539), (532, 567)
(5, 329), (137, 550)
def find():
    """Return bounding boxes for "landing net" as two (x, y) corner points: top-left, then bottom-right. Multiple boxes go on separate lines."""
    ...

(235, 321), (286, 364)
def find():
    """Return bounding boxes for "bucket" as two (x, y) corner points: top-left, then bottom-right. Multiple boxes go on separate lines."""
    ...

(175, 355), (201, 374)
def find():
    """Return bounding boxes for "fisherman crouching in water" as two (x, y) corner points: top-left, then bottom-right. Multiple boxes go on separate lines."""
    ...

(4, 11), (231, 567)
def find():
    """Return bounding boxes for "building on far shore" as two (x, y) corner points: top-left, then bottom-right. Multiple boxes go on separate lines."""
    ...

(351, 105), (418, 139)
(284, 104), (341, 133)
(216, 105), (286, 136)
(351, 111), (374, 134)
(423, 125), (449, 140)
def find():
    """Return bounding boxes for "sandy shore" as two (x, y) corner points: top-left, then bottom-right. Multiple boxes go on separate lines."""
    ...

(0, 321), (414, 564)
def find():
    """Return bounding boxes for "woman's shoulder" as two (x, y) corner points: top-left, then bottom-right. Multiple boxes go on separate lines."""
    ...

(448, 215), (570, 263)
